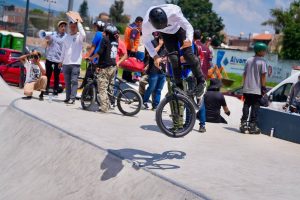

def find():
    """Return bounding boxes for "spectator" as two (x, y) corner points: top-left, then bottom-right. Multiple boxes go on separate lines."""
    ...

(194, 30), (209, 79)
(133, 34), (146, 82)
(143, 33), (167, 110)
(240, 42), (268, 134)
(204, 78), (230, 124)
(284, 74), (300, 113)
(60, 20), (86, 104)
(89, 24), (119, 113)
(80, 20), (106, 89)
(44, 21), (67, 95)
(19, 51), (47, 101)
(123, 16), (143, 82)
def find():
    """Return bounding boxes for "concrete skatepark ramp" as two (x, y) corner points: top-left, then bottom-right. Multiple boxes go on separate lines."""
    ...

(1, 77), (300, 200)
(0, 78), (205, 199)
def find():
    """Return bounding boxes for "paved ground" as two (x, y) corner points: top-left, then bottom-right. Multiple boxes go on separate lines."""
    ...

(1, 80), (300, 200)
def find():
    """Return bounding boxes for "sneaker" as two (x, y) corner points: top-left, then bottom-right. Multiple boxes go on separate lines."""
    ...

(53, 91), (58, 96)
(198, 126), (206, 133)
(249, 123), (261, 134)
(194, 82), (207, 97)
(64, 98), (70, 103)
(143, 102), (150, 109)
(66, 99), (75, 104)
(239, 121), (249, 134)
(39, 94), (44, 101)
(22, 96), (32, 100)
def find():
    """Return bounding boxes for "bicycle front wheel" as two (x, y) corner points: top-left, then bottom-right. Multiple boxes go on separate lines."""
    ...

(81, 84), (97, 110)
(117, 89), (142, 116)
(155, 94), (196, 137)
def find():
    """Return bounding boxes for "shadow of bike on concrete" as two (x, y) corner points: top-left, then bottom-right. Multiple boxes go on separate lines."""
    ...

(100, 148), (186, 181)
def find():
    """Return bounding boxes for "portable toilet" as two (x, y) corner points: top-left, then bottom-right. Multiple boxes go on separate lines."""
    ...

(0, 31), (12, 48)
(10, 32), (24, 51)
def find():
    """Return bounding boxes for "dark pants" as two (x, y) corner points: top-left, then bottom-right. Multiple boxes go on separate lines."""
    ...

(81, 63), (95, 88)
(160, 28), (205, 87)
(45, 60), (60, 92)
(63, 65), (80, 100)
(241, 93), (262, 123)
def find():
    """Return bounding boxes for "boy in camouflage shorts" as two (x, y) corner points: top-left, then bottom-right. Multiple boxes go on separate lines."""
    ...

(90, 24), (119, 112)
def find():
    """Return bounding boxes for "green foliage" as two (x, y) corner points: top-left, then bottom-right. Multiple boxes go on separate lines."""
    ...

(115, 23), (127, 34)
(166, 0), (225, 46)
(281, 21), (300, 59)
(263, 1), (300, 59)
(30, 9), (45, 15)
(109, 0), (130, 24)
(222, 73), (278, 92)
(29, 9), (48, 30)
(261, 8), (289, 34)
(79, 0), (89, 21)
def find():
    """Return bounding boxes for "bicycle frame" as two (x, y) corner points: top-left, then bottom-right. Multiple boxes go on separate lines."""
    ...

(164, 52), (201, 110)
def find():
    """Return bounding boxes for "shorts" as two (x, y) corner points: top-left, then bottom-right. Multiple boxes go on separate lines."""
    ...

(24, 76), (47, 96)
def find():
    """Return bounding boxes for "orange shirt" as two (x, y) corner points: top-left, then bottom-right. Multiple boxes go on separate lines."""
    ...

(124, 23), (141, 52)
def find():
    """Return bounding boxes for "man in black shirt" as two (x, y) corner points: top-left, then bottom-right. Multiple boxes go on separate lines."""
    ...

(90, 24), (118, 112)
(143, 32), (167, 109)
(204, 79), (230, 123)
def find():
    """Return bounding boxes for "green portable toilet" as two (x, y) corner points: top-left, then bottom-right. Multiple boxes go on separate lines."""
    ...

(11, 32), (24, 51)
(0, 31), (12, 48)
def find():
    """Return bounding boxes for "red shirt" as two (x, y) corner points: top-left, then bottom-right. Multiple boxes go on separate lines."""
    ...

(117, 38), (127, 63)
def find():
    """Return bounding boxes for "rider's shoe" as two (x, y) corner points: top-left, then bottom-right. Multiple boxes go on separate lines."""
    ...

(239, 121), (249, 134)
(198, 125), (206, 133)
(248, 123), (261, 134)
(194, 81), (207, 97)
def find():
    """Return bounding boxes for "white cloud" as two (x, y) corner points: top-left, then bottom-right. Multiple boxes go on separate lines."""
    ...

(212, 0), (264, 22)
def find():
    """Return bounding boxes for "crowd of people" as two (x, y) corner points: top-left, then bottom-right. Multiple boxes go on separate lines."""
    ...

(19, 3), (286, 134)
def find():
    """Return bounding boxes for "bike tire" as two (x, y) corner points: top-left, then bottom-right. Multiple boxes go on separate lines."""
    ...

(155, 94), (196, 138)
(117, 88), (142, 116)
(81, 84), (97, 110)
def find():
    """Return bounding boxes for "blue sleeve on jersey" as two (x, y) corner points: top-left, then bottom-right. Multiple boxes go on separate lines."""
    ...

(92, 32), (103, 46)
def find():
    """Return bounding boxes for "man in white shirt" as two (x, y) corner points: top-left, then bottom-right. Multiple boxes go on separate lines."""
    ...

(45, 21), (67, 95)
(142, 4), (206, 97)
(60, 20), (86, 104)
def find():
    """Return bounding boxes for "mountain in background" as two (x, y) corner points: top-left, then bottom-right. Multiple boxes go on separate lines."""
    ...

(9, 0), (62, 15)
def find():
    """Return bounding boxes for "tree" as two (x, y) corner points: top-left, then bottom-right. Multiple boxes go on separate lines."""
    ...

(263, 1), (300, 59)
(166, 0), (225, 46)
(109, 0), (129, 24)
(29, 9), (48, 30)
(79, 0), (89, 23)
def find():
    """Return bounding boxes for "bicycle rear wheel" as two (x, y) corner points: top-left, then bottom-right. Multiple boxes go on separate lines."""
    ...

(81, 84), (97, 110)
(155, 94), (196, 137)
(117, 88), (142, 116)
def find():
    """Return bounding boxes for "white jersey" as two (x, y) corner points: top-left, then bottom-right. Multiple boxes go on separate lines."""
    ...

(46, 32), (67, 63)
(61, 23), (86, 65)
(142, 4), (194, 58)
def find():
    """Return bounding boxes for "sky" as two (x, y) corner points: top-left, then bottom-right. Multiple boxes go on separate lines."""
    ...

(28, 0), (294, 36)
